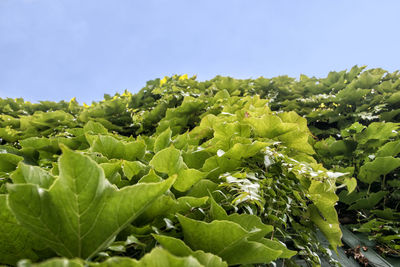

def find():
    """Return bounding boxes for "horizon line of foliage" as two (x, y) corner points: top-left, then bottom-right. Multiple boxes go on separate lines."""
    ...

(0, 65), (399, 266)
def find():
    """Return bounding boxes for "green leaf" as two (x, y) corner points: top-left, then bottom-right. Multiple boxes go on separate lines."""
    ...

(172, 196), (209, 214)
(99, 161), (122, 185)
(209, 196), (273, 239)
(83, 121), (108, 135)
(348, 191), (388, 210)
(187, 180), (218, 198)
(308, 181), (342, 250)
(97, 247), (203, 267)
(17, 258), (84, 267)
(0, 195), (42, 265)
(343, 177), (357, 193)
(153, 235), (227, 267)
(259, 239), (297, 258)
(135, 194), (176, 224)
(376, 140), (400, 157)
(99, 161), (121, 179)
(338, 190), (367, 205)
(225, 213), (274, 240)
(174, 169), (206, 192)
(122, 160), (146, 180)
(154, 127), (172, 153)
(387, 91), (400, 107)
(20, 137), (80, 153)
(177, 214), (282, 265)
(182, 150), (212, 169)
(218, 239), (282, 265)
(0, 126), (21, 142)
(11, 162), (55, 189)
(278, 111), (309, 133)
(246, 114), (295, 139)
(371, 208), (400, 220)
(149, 146), (186, 175)
(309, 205), (342, 251)
(0, 153), (23, 172)
(138, 169), (162, 183)
(90, 135), (146, 161)
(224, 141), (269, 160)
(340, 122), (366, 137)
(8, 146), (174, 259)
(172, 132), (190, 150)
(137, 194), (208, 225)
(359, 156), (400, 184)
(277, 130), (315, 154)
(209, 195), (228, 220)
(356, 122), (400, 145)
(201, 155), (240, 177)
(329, 140), (357, 156)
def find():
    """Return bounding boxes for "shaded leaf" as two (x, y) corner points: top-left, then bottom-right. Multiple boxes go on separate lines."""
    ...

(359, 156), (400, 184)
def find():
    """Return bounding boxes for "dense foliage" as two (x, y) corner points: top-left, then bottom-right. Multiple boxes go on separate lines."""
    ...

(0, 66), (399, 266)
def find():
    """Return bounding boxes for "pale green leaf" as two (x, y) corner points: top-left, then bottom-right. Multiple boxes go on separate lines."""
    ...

(83, 121), (108, 135)
(343, 177), (357, 193)
(154, 128), (172, 153)
(149, 146), (186, 175)
(309, 205), (342, 251)
(174, 169), (206, 192)
(224, 141), (269, 160)
(138, 169), (162, 183)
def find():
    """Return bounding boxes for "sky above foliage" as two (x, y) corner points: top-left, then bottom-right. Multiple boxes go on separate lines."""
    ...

(1, 0), (400, 103)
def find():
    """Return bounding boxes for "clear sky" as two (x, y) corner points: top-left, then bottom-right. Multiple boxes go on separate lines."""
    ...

(1, 0), (400, 104)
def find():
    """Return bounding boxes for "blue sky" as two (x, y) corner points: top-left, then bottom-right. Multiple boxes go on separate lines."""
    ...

(1, 0), (400, 104)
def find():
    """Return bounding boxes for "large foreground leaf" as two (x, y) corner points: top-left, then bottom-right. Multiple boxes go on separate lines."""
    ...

(8, 146), (174, 259)
(0, 195), (41, 265)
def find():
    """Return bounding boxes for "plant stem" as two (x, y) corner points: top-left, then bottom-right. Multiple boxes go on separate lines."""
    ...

(382, 174), (386, 190)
